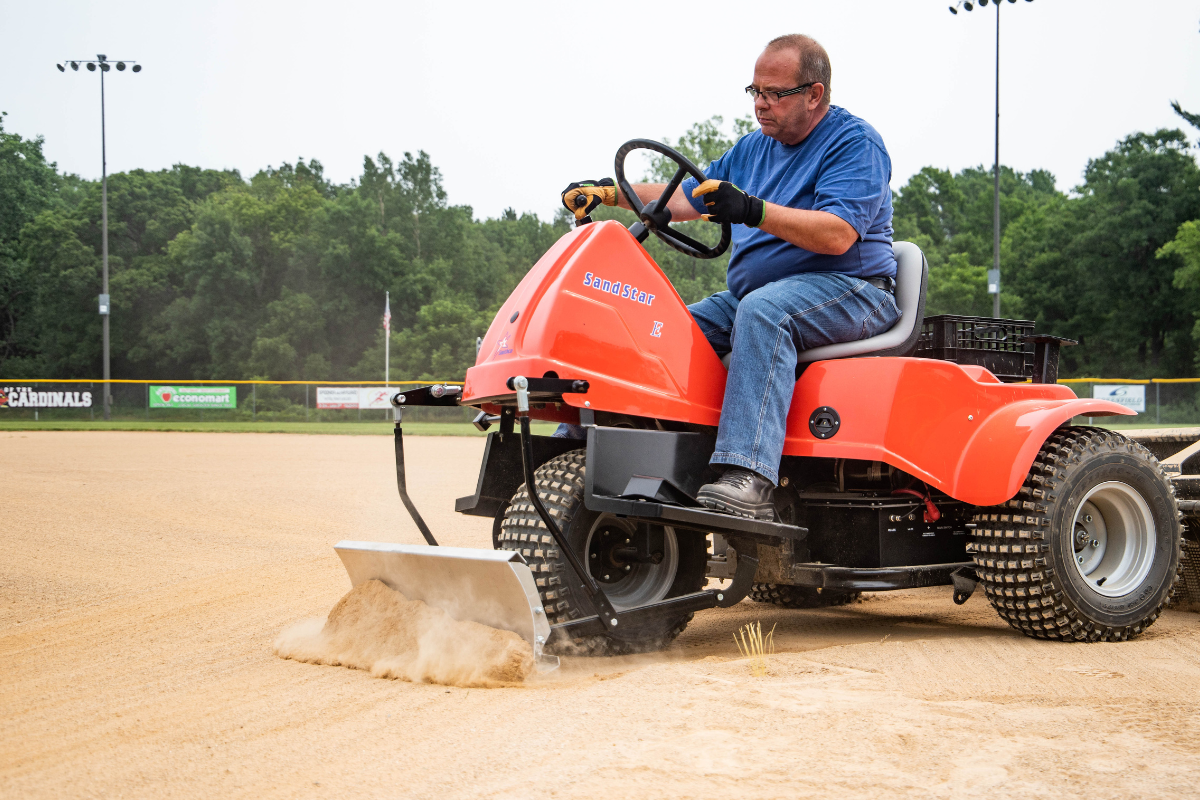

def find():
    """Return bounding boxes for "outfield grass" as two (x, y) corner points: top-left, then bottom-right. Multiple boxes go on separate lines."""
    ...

(0, 420), (560, 436)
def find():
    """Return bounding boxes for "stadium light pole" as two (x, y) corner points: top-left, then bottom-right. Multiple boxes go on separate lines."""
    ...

(949, 0), (1033, 318)
(57, 55), (142, 421)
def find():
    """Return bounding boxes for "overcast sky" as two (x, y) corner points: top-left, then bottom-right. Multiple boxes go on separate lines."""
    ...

(3, 0), (1199, 222)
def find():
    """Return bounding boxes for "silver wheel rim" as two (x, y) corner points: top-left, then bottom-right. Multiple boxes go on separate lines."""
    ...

(1069, 481), (1156, 597)
(584, 516), (679, 611)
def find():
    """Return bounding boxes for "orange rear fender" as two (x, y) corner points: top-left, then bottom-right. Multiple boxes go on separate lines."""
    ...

(951, 398), (1137, 505)
(783, 358), (1134, 505)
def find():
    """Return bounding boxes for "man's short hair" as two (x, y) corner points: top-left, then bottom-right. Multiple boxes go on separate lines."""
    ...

(765, 34), (831, 106)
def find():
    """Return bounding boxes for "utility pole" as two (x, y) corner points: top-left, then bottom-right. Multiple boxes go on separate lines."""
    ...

(949, 0), (1033, 318)
(992, 3), (1001, 318)
(58, 55), (142, 420)
(383, 291), (391, 387)
(100, 56), (111, 418)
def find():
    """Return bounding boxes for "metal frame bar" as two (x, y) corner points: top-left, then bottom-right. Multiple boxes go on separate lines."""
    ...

(789, 562), (975, 592)
(547, 548), (760, 643)
(392, 424), (438, 547)
(512, 377), (621, 629)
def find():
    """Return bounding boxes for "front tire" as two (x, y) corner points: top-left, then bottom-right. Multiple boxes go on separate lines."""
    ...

(497, 450), (708, 655)
(970, 427), (1182, 641)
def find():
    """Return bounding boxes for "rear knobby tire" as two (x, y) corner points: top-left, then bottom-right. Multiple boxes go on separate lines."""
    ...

(497, 449), (708, 655)
(970, 426), (1182, 642)
(749, 583), (860, 608)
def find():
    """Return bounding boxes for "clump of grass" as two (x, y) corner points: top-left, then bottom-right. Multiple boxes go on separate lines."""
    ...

(734, 621), (776, 677)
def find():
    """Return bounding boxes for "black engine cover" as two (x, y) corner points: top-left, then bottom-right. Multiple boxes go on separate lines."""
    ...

(798, 497), (971, 568)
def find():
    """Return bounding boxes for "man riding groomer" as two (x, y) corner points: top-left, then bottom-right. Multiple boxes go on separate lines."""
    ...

(562, 34), (899, 520)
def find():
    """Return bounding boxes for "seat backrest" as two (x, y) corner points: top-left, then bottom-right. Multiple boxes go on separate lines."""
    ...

(795, 240), (928, 363)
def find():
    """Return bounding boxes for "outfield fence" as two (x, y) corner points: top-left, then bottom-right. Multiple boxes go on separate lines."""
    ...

(1, 377), (1199, 425)
(1058, 378), (1200, 426)
(0, 379), (470, 423)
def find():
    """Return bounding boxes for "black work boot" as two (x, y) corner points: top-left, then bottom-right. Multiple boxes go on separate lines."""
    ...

(696, 468), (775, 520)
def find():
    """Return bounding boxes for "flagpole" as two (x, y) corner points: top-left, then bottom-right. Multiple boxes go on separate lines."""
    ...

(384, 291), (390, 388)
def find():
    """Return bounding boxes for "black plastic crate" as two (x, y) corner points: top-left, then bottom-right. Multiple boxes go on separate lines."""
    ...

(916, 314), (1035, 382)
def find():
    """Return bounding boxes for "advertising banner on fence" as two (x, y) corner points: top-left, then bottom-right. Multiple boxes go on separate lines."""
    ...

(316, 387), (398, 410)
(358, 387), (394, 410)
(1, 386), (93, 408)
(149, 385), (237, 409)
(316, 387), (360, 409)
(1092, 384), (1146, 412)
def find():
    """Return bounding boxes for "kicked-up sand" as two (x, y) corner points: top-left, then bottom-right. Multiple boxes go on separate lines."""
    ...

(3, 430), (1200, 799)
(274, 579), (534, 687)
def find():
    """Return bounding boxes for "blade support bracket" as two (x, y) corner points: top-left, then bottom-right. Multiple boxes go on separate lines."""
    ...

(512, 375), (621, 629)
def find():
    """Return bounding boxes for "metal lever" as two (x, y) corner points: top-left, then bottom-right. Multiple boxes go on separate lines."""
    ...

(573, 192), (593, 226)
(513, 376), (620, 629)
(391, 393), (438, 546)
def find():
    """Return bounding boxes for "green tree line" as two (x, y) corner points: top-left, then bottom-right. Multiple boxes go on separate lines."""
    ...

(2, 109), (1199, 382)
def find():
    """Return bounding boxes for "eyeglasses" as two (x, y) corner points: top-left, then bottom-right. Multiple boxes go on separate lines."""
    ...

(745, 82), (817, 104)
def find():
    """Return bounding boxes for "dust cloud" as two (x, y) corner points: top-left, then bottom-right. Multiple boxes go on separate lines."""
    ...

(274, 579), (534, 687)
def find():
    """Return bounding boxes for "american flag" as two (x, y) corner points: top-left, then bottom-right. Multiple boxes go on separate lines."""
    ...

(383, 294), (391, 332)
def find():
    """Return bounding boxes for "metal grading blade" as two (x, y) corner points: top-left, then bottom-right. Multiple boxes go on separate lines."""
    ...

(333, 541), (559, 672)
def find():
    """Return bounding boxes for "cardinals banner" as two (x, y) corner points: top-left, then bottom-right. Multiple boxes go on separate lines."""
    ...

(149, 385), (237, 409)
(1, 386), (93, 408)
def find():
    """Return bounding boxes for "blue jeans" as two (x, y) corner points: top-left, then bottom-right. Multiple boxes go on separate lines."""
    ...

(688, 273), (900, 484)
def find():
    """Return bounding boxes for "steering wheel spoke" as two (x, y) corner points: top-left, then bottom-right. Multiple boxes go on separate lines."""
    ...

(614, 139), (731, 260)
(658, 166), (688, 208)
(654, 226), (716, 256)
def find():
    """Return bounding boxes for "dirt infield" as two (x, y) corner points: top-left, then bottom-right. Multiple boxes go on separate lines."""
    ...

(4, 431), (1200, 799)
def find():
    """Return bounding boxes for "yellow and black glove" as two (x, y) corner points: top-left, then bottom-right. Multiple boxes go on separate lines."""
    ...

(561, 179), (618, 221)
(692, 180), (765, 227)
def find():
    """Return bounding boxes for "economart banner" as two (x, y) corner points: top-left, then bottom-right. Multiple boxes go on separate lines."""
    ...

(149, 385), (237, 409)
(316, 387), (398, 410)
(1, 386), (93, 408)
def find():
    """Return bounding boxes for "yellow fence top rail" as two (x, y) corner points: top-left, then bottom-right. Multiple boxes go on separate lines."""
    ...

(4, 376), (1199, 386)
(1057, 378), (1200, 384)
(0, 379), (465, 386)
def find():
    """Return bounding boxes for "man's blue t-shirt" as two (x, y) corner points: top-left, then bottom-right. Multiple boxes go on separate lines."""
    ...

(682, 105), (896, 299)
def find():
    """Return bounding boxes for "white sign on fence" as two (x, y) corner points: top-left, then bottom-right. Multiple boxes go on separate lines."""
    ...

(358, 387), (394, 410)
(1, 386), (93, 408)
(1092, 384), (1145, 412)
(315, 387), (360, 409)
(315, 387), (398, 410)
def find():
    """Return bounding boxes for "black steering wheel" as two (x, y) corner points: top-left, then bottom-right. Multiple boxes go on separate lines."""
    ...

(612, 139), (731, 259)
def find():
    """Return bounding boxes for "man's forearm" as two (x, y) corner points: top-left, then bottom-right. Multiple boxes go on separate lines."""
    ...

(617, 184), (702, 221)
(615, 185), (855, 254)
(758, 204), (859, 255)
